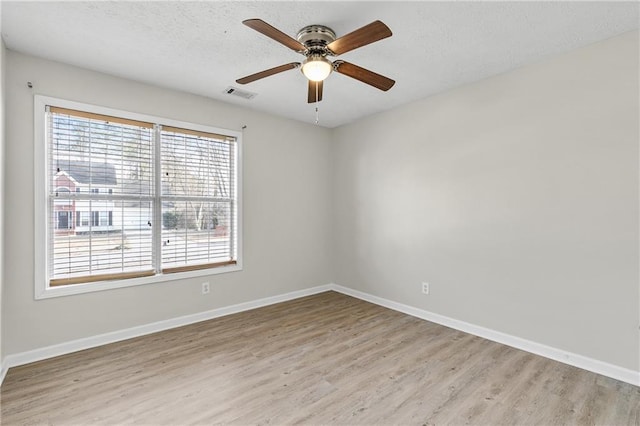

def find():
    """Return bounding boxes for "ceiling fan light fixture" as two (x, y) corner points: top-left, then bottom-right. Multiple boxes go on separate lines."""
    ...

(237, 19), (395, 103)
(301, 55), (332, 82)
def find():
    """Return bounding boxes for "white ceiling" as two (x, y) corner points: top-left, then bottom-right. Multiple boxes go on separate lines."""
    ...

(1, 1), (638, 128)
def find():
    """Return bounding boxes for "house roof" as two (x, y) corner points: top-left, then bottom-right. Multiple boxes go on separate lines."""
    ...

(55, 160), (117, 186)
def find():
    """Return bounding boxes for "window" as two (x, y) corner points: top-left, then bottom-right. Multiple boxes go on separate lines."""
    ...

(79, 211), (89, 227)
(35, 96), (242, 298)
(91, 211), (100, 227)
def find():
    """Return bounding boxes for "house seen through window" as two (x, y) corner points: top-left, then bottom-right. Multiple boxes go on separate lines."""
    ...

(44, 103), (240, 289)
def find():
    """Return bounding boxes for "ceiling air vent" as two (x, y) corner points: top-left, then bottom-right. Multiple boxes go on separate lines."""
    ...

(224, 86), (257, 100)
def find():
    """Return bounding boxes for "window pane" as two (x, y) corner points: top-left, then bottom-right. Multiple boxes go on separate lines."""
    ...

(49, 113), (154, 198)
(48, 109), (154, 284)
(161, 201), (233, 268)
(160, 127), (236, 271)
(161, 129), (233, 199)
(51, 204), (153, 280)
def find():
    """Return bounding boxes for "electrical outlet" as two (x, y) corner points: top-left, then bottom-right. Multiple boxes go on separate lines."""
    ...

(422, 282), (430, 295)
(202, 282), (210, 295)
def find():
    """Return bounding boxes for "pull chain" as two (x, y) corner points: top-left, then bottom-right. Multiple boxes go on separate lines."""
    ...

(315, 82), (320, 125)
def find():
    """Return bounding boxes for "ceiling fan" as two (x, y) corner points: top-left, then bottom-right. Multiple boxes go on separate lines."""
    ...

(236, 19), (395, 103)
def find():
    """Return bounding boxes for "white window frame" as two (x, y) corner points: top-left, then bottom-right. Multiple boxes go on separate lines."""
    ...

(34, 95), (243, 299)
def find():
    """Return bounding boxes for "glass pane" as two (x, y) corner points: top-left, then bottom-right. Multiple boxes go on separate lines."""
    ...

(51, 204), (153, 280)
(160, 127), (236, 270)
(161, 201), (233, 268)
(161, 130), (233, 199)
(50, 113), (153, 197)
(49, 110), (155, 282)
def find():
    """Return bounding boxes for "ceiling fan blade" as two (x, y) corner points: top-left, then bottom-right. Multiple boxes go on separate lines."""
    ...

(243, 19), (306, 53)
(236, 62), (300, 84)
(326, 20), (392, 56)
(307, 80), (323, 103)
(334, 61), (395, 91)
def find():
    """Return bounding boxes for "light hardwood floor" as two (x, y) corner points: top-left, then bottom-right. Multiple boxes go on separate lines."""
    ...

(1, 291), (639, 425)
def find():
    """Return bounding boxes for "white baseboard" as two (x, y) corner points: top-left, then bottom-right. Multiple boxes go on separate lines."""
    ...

(1, 284), (332, 385)
(0, 359), (7, 386)
(329, 283), (640, 387)
(2, 282), (638, 389)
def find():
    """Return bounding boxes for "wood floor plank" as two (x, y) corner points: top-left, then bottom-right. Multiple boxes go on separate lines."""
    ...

(1, 291), (639, 425)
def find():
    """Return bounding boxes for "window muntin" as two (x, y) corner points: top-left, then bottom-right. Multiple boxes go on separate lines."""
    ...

(43, 102), (240, 290)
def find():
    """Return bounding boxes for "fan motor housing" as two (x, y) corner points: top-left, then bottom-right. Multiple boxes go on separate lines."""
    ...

(296, 25), (336, 49)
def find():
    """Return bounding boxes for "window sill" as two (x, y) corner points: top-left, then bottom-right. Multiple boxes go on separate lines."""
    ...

(35, 263), (242, 300)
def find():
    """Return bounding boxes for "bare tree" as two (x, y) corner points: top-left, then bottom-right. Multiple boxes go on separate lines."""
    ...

(161, 132), (232, 231)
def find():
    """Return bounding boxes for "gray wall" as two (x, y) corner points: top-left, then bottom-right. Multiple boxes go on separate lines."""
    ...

(4, 51), (333, 354)
(331, 31), (639, 371)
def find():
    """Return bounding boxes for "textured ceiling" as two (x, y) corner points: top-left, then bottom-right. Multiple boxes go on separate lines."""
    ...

(1, 1), (638, 128)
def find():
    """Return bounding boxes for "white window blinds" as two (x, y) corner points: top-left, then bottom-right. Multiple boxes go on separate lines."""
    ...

(46, 106), (238, 287)
(160, 127), (237, 273)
